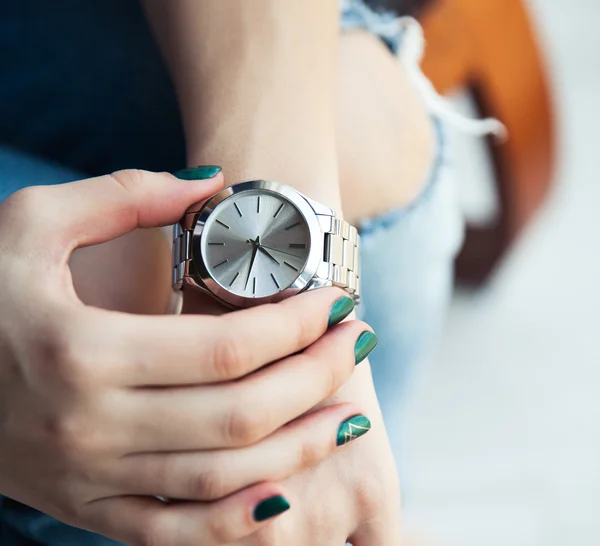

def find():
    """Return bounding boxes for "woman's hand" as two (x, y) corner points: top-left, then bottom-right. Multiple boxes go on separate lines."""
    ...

(183, 281), (401, 546)
(237, 365), (402, 546)
(0, 170), (375, 545)
(141, 3), (404, 543)
(188, 285), (402, 545)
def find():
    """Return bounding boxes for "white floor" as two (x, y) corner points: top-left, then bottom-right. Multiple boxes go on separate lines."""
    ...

(401, 1), (600, 545)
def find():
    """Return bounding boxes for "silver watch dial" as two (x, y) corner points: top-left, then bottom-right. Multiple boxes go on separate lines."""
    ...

(201, 190), (311, 298)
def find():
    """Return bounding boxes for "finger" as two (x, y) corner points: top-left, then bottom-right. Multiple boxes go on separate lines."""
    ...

(121, 320), (371, 452)
(81, 483), (292, 546)
(93, 286), (355, 386)
(111, 403), (370, 501)
(12, 168), (224, 252)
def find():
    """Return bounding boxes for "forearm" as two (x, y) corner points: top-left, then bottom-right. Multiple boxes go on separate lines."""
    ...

(143, 0), (342, 210)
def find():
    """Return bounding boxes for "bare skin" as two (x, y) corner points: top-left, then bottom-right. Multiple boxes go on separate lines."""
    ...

(337, 30), (435, 225)
(71, 31), (435, 312)
(1, 172), (377, 545)
(1, 7), (435, 544)
(69, 14), (434, 545)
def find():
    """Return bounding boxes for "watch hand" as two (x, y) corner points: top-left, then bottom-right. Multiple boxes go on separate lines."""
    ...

(244, 237), (260, 289)
(258, 245), (280, 265)
(260, 244), (302, 259)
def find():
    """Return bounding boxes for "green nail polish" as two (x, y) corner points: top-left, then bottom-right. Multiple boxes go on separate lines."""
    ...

(354, 331), (378, 365)
(172, 165), (222, 180)
(336, 414), (371, 446)
(253, 495), (291, 522)
(328, 296), (355, 327)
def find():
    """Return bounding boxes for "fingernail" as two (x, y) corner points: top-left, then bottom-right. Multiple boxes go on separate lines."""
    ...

(328, 296), (355, 327)
(354, 331), (378, 365)
(336, 414), (372, 446)
(253, 495), (291, 522)
(172, 165), (222, 180)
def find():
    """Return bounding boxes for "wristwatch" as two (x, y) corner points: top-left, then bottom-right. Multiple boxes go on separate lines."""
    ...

(171, 180), (360, 310)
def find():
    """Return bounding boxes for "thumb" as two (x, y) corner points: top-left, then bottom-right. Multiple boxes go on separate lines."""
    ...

(38, 166), (224, 250)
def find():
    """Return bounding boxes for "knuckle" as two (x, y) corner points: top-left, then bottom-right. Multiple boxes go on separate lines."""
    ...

(46, 336), (80, 381)
(30, 330), (109, 458)
(222, 404), (266, 447)
(7, 186), (49, 217)
(39, 326), (97, 390)
(314, 354), (343, 398)
(134, 516), (172, 546)
(302, 342), (354, 400)
(288, 304), (315, 347)
(188, 461), (230, 500)
(296, 438), (330, 470)
(107, 170), (145, 225)
(206, 510), (238, 544)
(4, 187), (58, 238)
(246, 524), (281, 545)
(210, 332), (245, 380)
(43, 412), (91, 456)
(109, 169), (145, 192)
(337, 346), (356, 384)
(355, 475), (389, 519)
(52, 490), (91, 526)
(326, 339), (356, 390)
(276, 299), (314, 349)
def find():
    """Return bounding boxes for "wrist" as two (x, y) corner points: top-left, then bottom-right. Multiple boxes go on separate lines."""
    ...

(187, 139), (342, 212)
(143, 0), (342, 210)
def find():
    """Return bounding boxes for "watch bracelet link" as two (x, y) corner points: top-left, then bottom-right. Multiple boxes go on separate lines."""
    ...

(319, 215), (360, 302)
(172, 222), (190, 290)
(172, 215), (360, 302)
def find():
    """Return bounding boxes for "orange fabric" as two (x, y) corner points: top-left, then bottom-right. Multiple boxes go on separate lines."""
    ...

(419, 0), (555, 282)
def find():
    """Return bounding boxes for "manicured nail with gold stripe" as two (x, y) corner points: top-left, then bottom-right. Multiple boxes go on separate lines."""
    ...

(355, 331), (378, 364)
(336, 414), (371, 446)
(253, 495), (291, 522)
(172, 165), (222, 180)
(328, 295), (355, 327)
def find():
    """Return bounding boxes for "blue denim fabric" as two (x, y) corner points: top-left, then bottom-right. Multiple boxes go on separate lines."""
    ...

(0, 1), (462, 544)
(340, 0), (404, 52)
(0, 147), (82, 202)
(357, 122), (464, 458)
(0, 0), (185, 179)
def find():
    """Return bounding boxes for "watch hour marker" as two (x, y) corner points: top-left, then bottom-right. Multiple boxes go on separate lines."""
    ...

(216, 219), (230, 229)
(289, 243), (306, 249)
(208, 242), (225, 246)
(252, 277), (256, 295)
(274, 203), (285, 218)
(229, 272), (240, 287)
(284, 261), (299, 272)
(234, 203), (243, 217)
(257, 196), (261, 213)
(285, 221), (301, 231)
(214, 259), (228, 269)
(270, 273), (280, 289)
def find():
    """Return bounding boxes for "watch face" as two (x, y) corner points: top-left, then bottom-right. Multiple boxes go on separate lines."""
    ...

(200, 190), (311, 298)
